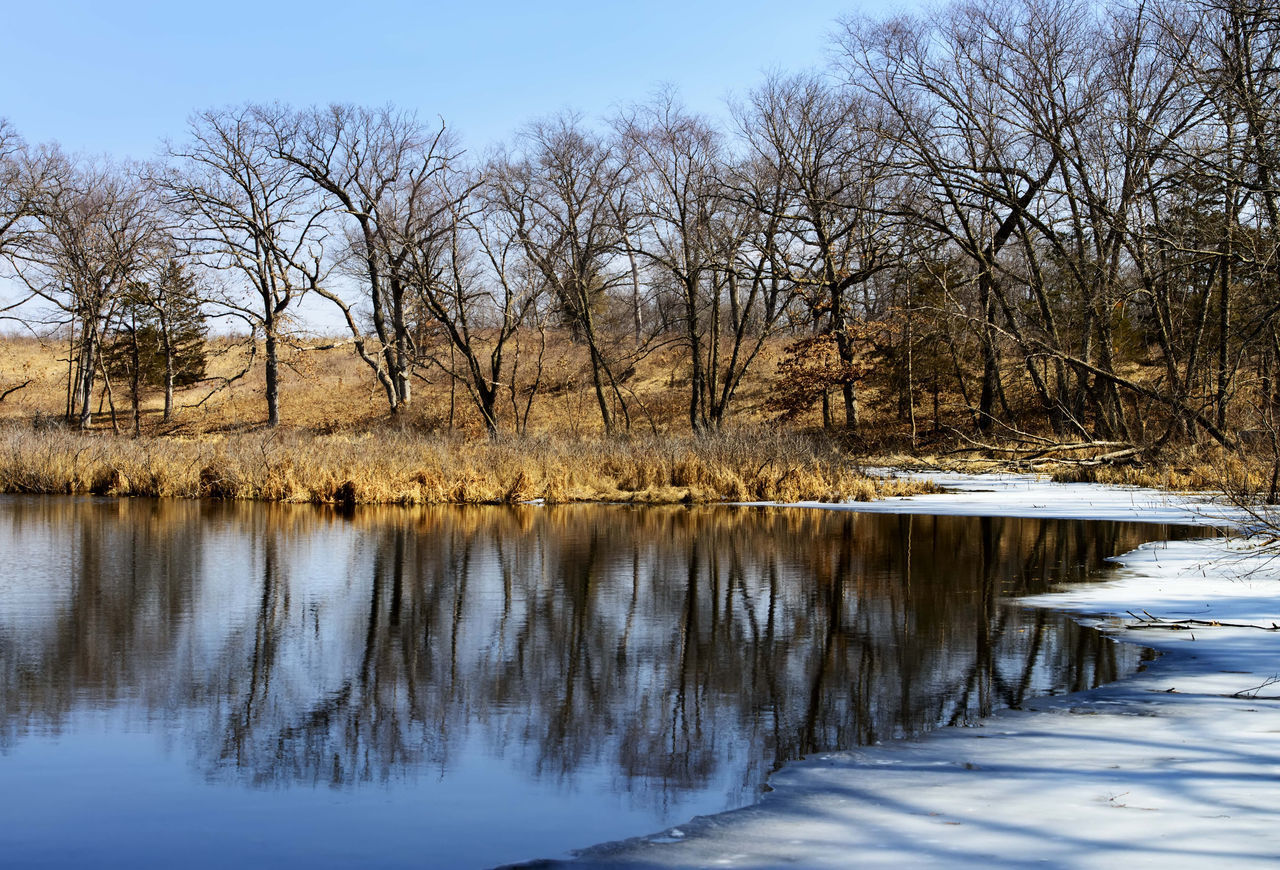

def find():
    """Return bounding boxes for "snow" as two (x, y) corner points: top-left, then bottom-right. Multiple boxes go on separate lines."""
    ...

(555, 474), (1280, 868)
(805, 470), (1239, 526)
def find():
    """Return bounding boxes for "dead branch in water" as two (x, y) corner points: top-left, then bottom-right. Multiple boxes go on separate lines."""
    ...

(1125, 610), (1280, 631)
(1230, 674), (1280, 700)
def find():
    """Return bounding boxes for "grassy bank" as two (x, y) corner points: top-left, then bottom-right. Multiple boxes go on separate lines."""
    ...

(0, 425), (942, 505)
(863, 444), (1270, 496)
(3, 335), (1263, 505)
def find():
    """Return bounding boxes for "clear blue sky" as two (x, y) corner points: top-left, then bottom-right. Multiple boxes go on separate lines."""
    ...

(0, 0), (899, 160)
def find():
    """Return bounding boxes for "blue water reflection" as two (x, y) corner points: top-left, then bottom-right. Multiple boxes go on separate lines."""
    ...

(0, 498), (1200, 867)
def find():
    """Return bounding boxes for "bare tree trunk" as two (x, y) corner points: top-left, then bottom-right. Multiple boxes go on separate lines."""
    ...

(833, 288), (859, 434)
(101, 365), (119, 434)
(158, 306), (175, 422)
(905, 303), (917, 448)
(837, 349), (859, 434)
(977, 271), (1000, 434)
(77, 330), (98, 430)
(130, 316), (142, 436)
(587, 342), (615, 436)
(65, 320), (77, 423)
(624, 230), (643, 345)
(686, 280), (704, 432)
(1216, 243), (1232, 433)
(265, 331), (280, 428)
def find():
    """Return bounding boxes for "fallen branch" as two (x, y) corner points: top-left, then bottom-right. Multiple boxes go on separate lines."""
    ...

(1125, 610), (1280, 631)
(937, 426), (1141, 467)
(946, 440), (1134, 457)
(1043, 446), (1146, 467)
(0, 379), (32, 402)
(1231, 674), (1280, 699)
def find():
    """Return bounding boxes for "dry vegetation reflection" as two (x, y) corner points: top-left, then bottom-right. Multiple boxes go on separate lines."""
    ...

(0, 498), (1194, 804)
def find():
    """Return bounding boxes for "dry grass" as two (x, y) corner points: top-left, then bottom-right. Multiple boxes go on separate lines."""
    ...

(0, 333), (940, 505)
(862, 444), (1271, 498)
(0, 333), (788, 437)
(1044, 446), (1272, 493)
(3, 332), (1264, 504)
(0, 424), (942, 505)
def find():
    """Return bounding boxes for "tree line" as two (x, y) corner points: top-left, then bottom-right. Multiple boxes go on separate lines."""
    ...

(1, 0), (1276, 450)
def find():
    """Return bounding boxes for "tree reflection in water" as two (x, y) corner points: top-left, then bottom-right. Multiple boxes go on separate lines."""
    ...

(0, 498), (1201, 813)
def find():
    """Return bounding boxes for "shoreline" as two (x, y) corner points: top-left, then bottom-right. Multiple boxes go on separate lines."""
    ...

(553, 475), (1280, 868)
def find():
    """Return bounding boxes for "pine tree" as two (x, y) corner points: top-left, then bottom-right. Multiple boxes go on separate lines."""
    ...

(103, 260), (207, 429)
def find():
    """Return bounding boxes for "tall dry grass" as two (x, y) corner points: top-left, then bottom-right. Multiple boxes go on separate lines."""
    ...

(0, 424), (940, 505)
(862, 444), (1265, 495)
(1042, 445), (1270, 493)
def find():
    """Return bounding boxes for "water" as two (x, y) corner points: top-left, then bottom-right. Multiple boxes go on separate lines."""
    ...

(0, 496), (1202, 868)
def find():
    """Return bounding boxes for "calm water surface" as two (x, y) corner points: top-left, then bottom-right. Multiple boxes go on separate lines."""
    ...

(0, 497), (1202, 868)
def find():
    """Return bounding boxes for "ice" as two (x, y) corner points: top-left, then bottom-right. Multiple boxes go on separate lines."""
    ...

(804, 471), (1240, 526)
(557, 475), (1280, 868)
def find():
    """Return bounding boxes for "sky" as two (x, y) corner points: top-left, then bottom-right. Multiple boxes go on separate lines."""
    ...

(0, 0), (900, 161)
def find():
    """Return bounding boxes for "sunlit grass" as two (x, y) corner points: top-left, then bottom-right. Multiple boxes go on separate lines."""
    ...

(0, 424), (942, 505)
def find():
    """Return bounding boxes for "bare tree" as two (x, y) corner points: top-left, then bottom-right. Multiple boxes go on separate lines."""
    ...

(0, 121), (38, 405)
(161, 105), (328, 427)
(488, 114), (636, 435)
(9, 155), (160, 428)
(400, 176), (540, 436)
(709, 153), (799, 427)
(268, 104), (473, 414)
(841, 3), (1079, 434)
(0, 120), (32, 255)
(741, 73), (903, 434)
(1163, 0), (1280, 440)
(618, 93), (725, 430)
(1, 122), (62, 324)
(618, 91), (796, 429)
(826, 0), (1278, 449)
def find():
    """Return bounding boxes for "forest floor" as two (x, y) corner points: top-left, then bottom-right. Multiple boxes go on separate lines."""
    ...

(552, 473), (1280, 869)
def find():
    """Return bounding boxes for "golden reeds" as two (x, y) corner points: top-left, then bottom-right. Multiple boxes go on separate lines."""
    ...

(1044, 446), (1268, 493)
(0, 424), (941, 505)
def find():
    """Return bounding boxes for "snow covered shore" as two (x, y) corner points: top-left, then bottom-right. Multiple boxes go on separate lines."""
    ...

(558, 475), (1280, 868)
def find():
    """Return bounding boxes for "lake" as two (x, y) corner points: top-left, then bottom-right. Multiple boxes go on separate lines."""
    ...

(0, 496), (1202, 868)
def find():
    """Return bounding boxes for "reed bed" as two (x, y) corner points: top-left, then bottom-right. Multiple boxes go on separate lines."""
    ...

(1039, 445), (1274, 495)
(0, 424), (941, 505)
(865, 445), (1264, 495)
